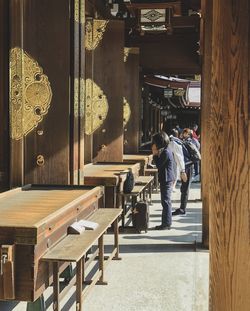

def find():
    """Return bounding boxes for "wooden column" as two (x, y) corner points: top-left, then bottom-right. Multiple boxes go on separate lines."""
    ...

(124, 48), (140, 154)
(210, 1), (250, 310)
(0, 0), (10, 191)
(201, 0), (213, 248)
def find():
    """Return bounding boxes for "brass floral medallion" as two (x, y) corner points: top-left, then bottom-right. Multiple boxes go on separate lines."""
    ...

(85, 79), (109, 135)
(10, 47), (52, 140)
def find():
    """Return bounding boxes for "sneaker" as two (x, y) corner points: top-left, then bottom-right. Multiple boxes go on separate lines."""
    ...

(172, 208), (186, 216)
(192, 174), (200, 183)
(155, 225), (171, 230)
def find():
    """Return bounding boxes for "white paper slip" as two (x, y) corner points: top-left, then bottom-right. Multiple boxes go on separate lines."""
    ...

(78, 219), (99, 230)
(68, 221), (86, 235)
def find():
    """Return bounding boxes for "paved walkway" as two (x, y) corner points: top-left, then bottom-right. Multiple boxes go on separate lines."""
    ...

(0, 183), (209, 311)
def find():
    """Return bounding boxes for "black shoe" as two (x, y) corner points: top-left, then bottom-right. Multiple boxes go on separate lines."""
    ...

(172, 209), (186, 216)
(155, 225), (171, 230)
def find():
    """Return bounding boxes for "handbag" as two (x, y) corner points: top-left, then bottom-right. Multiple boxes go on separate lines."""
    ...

(123, 169), (135, 193)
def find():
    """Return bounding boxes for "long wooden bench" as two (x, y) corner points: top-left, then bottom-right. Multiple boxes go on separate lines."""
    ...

(42, 208), (122, 311)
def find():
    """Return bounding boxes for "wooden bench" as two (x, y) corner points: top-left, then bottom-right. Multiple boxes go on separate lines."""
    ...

(144, 168), (159, 193)
(42, 208), (122, 311)
(135, 176), (154, 205)
(119, 184), (147, 227)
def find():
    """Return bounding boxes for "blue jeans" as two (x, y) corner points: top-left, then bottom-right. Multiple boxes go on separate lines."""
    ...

(180, 165), (193, 211)
(160, 182), (173, 226)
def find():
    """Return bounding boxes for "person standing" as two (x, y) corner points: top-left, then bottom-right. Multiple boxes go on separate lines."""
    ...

(152, 132), (175, 230)
(169, 129), (187, 191)
(191, 130), (200, 181)
(172, 128), (195, 216)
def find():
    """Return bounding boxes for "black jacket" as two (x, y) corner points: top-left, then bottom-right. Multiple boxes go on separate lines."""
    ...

(153, 147), (175, 184)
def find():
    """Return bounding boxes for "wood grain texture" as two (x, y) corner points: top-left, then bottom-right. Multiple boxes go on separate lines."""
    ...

(124, 53), (141, 154)
(0, 0), (10, 191)
(92, 20), (124, 163)
(0, 186), (103, 301)
(210, 1), (250, 310)
(201, 0), (213, 248)
(22, 0), (71, 185)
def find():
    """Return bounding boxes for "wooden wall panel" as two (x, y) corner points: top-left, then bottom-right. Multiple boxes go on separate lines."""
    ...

(209, 0), (250, 310)
(124, 52), (141, 154)
(201, 0), (213, 248)
(85, 20), (124, 163)
(0, 0), (10, 191)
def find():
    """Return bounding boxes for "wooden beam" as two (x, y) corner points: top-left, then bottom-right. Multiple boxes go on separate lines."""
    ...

(200, 0), (212, 248)
(210, 0), (250, 310)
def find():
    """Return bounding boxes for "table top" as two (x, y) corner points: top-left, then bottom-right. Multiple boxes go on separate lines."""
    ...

(84, 163), (140, 186)
(123, 154), (150, 161)
(0, 186), (101, 228)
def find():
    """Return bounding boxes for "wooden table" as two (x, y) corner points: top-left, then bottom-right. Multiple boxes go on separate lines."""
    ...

(123, 154), (153, 175)
(83, 163), (140, 208)
(0, 185), (104, 302)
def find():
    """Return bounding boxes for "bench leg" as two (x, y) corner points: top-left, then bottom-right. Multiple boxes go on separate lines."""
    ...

(121, 195), (125, 227)
(53, 262), (60, 311)
(97, 235), (108, 285)
(149, 182), (153, 205)
(113, 218), (122, 261)
(60, 263), (73, 283)
(26, 294), (46, 311)
(76, 258), (83, 311)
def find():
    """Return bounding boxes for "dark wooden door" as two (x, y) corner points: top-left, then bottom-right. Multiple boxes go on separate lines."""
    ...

(85, 19), (124, 163)
(124, 50), (141, 154)
(9, 0), (85, 186)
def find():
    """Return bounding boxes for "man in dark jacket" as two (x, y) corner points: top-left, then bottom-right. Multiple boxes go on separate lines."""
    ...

(152, 132), (175, 230)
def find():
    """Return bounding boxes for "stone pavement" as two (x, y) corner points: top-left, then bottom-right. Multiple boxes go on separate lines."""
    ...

(0, 183), (209, 311)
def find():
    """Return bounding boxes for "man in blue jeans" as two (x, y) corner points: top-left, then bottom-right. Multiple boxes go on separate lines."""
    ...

(172, 128), (194, 216)
(152, 132), (175, 230)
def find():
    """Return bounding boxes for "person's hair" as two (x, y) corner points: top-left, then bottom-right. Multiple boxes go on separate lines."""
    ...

(182, 128), (192, 137)
(170, 128), (179, 137)
(193, 124), (198, 129)
(152, 131), (170, 149)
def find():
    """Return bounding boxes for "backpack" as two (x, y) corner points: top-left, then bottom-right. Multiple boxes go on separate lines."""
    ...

(183, 140), (201, 163)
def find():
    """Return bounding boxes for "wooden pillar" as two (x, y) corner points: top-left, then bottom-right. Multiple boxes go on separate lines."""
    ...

(124, 48), (140, 154)
(210, 1), (250, 310)
(201, 0), (213, 248)
(0, 0), (10, 191)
